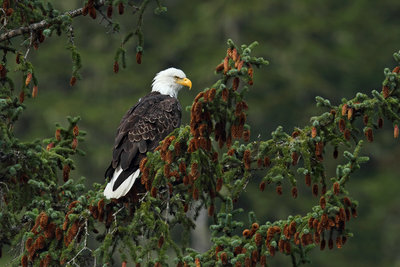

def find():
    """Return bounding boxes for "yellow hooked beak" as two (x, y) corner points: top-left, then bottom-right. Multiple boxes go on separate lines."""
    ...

(176, 77), (192, 89)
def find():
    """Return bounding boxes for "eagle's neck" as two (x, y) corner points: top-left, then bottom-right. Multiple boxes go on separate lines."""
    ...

(151, 88), (177, 98)
(151, 79), (181, 98)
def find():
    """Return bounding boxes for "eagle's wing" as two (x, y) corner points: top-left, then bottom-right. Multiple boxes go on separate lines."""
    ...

(104, 92), (181, 199)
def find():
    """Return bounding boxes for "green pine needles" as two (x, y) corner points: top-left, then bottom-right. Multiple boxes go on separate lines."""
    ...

(1, 1), (400, 267)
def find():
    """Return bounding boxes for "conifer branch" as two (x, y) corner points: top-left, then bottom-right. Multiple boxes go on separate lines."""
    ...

(1, 1), (400, 265)
(0, 44), (15, 52)
(0, 1), (106, 43)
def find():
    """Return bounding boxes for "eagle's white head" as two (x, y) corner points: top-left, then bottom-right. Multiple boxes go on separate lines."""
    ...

(152, 67), (192, 98)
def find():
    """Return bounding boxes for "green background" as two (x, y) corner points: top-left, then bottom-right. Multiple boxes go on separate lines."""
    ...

(4, 0), (400, 266)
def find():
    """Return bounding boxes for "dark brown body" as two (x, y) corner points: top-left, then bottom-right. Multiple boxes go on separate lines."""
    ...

(105, 91), (182, 192)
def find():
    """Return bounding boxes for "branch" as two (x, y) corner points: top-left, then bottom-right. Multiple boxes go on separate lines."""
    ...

(0, 44), (16, 53)
(0, 1), (106, 43)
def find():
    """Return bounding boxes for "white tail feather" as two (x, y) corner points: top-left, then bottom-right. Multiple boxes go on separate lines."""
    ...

(103, 166), (140, 199)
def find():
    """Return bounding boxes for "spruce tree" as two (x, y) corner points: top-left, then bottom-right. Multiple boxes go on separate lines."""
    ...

(1, 1), (399, 266)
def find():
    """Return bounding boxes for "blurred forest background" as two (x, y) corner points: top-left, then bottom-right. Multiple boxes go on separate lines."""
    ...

(4, 0), (400, 266)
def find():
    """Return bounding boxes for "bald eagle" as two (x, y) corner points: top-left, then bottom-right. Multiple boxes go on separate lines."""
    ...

(104, 68), (192, 199)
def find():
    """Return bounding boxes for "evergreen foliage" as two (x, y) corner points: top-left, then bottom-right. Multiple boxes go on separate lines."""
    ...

(1, 1), (400, 266)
